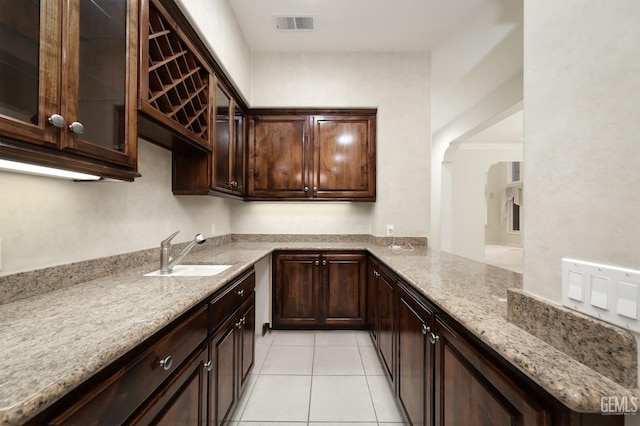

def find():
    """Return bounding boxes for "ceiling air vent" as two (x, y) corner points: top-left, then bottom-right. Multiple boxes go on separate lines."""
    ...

(273, 15), (315, 31)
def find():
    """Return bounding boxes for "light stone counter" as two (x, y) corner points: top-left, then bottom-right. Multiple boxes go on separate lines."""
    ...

(0, 240), (637, 425)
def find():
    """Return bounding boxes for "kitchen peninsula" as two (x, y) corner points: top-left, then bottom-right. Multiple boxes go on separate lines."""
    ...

(0, 236), (636, 425)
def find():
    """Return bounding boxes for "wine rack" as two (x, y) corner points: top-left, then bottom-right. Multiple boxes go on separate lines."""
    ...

(145, 4), (209, 144)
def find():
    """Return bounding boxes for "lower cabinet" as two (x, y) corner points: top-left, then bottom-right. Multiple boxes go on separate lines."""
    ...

(128, 344), (209, 425)
(397, 281), (436, 426)
(433, 315), (550, 426)
(36, 269), (256, 426)
(208, 295), (255, 425)
(367, 255), (623, 426)
(208, 271), (256, 426)
(272, 251), (367, 329)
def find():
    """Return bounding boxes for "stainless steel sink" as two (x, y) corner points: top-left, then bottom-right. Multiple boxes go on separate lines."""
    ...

(145, 264), (233, 277)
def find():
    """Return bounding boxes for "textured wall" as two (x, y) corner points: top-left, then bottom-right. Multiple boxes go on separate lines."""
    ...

(523, 1), (640, 302)
(232, 52), (431, 237)
(0, 140), (232, 275)
(174, 0), (252, 100)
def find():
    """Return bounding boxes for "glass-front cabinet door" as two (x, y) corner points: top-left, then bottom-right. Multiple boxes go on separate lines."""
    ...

(213, 84), (231, 189)
(0, 1), (60, 146)
(60, 0), (138, 167)
(232, 105), (245, 194)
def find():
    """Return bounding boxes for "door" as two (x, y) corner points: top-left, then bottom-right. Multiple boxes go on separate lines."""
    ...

(397, 285), (435, 426)
(209, 315), (238, 426)
(324, 253), (367, 327)
(273, 252), (321, 327)
(434, 316), (552, 426)
(367, 258), (379, 343)
(248, 115), (310, 198)
(213, 85), (232, 190)
(129, 345), (208, 425)
(0, 1), (60, 146)
(237, 295), (255, 395)
(312, 115), (376, 199)
(377, 267), (396, 382)
(59, 0), (138, 167)
(231, 104), (245, 194)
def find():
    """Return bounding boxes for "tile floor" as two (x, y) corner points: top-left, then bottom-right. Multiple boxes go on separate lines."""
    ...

(484, 244), (523, 274)
(228, 330), (408, 425)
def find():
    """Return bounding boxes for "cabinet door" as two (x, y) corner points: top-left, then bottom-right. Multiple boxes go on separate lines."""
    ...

(128, 344), (208, 425)
(59, 0), (138, 167)
(434, 316), (552, 426)
(213, 85), (232, 190)
(209, 315), (238, 426)
(273, 252), (322, 328)
(231, 105), (245, 194)
(237, 294), (255, 395)
(366, 258), (379, 343)
(377, 267), (396, 382)
(323, 253), (367, 327)
(248, 115), (310, 199)
(0, 1), (60, 147)
(397, 285), (435, 426)
(312, 115), (376, 200)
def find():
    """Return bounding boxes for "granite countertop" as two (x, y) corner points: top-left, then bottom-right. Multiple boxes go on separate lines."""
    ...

(0, 241), (638, 424)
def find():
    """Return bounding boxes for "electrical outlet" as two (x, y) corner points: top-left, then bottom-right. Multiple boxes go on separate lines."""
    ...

(386, 224), (394, 236)
(211, 224), (216, 236)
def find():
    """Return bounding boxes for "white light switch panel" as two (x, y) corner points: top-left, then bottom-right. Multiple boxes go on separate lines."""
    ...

(562, 258), (640, 332)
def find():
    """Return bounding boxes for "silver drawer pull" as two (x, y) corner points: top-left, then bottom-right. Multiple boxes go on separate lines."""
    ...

(159, 355), (173, 371)
(237, 289), (244, 297)
(204, 360), (213, 372)
(421, 324), (430, 335)
(430, 333), (440, 345)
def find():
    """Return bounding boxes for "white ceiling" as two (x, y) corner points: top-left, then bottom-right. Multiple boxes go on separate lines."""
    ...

(227, 0), (523, 144)
(228, 0), (494, 52)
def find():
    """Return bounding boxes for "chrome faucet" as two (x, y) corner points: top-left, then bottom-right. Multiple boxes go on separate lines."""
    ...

(160, 231), (207, 273)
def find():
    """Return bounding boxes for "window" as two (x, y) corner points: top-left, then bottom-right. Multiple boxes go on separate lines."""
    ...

(509, 202), (520, 232)
(507, 161), (521, 183)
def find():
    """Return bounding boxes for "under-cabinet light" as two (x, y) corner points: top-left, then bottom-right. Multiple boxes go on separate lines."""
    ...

(0, 159), (101, 181)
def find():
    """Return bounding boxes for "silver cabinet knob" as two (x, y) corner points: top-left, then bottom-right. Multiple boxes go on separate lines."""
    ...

(421, 324), (430, 335)
(313, 186), (318, 192)
(430, 333), (440, 345)
(204, 360), (213, 372)
(68, 121), (85, 134)
(322, 260), (327, 266)
(304, 186), (309, 192)
(237, 289), (245, 297)
(159, 355), (173, 371)
(48, 114), (66, 128)
(315, 260), (320, 266)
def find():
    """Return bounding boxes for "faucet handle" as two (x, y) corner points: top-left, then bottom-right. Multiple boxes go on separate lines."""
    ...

(161, 231), (180, 247)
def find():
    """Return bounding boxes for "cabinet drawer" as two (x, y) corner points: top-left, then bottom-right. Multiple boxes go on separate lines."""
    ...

(49, 306), (208, 425)
(210, 269), (255, 332)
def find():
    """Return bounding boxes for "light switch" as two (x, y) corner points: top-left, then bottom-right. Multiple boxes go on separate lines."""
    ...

(567, 270), (584, 302)
(617, 281), (639, 320)
(590, 275), (609, 310)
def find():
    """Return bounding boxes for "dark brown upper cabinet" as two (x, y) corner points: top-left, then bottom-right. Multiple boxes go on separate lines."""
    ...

(247, 109), (376, 201)
(138, 0), (214, 153)
(0, 0), (139, 181)
(172, 81), (246, 198)
(212, 85), (245, 196)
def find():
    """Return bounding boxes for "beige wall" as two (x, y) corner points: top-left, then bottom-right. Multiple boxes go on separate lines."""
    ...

(0, 140), (232, 276)
(174, 0), (252, 100)
(523, 1), (640, 302)
(231, 52), (431, 237)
